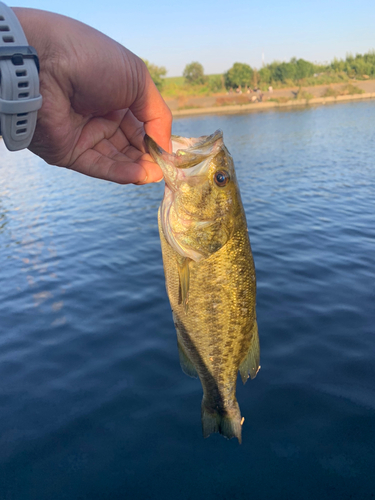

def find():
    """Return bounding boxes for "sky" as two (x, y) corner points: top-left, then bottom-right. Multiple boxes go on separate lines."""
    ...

(13, 0), (375, 77)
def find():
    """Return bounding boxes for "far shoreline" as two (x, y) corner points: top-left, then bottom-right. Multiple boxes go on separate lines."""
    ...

(171, 92), (375, 118)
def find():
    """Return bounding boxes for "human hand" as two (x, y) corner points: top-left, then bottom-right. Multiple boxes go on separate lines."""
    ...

(12, 8), (172, 184)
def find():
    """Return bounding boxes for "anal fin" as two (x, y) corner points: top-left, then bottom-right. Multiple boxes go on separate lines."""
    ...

(177, 340), (198, 378)
(239, 320), (260, 384)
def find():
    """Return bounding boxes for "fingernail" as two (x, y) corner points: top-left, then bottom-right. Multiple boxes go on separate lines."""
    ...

(135, 174), (148, 186)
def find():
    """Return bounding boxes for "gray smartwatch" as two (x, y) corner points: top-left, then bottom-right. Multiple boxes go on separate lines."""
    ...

(0, 2), (42, 151)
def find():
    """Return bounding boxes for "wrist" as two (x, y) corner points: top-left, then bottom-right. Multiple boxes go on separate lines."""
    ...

(11, 8), (51, 68)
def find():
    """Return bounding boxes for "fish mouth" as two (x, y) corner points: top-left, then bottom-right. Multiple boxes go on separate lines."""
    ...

(145, 130), (224, 190)
(170, 130), (224, 157)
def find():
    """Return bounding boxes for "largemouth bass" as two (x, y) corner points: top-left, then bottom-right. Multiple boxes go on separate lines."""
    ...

(145, 130), (260, 443)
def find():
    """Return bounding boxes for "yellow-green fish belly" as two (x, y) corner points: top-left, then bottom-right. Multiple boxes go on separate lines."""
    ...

(158, 209), (257, 411)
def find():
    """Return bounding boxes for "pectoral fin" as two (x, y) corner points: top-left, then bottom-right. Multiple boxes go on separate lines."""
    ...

(177, 258), (190, 313)
(239, 320), (260, 384)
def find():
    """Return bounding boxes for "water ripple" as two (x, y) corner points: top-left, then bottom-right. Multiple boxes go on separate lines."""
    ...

(1, 101), (375, 499)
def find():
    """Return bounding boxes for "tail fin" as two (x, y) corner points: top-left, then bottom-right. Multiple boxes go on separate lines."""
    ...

(201, 398), (243, 443)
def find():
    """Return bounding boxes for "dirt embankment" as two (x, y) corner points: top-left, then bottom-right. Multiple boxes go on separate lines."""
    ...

(165, 79), (375, 117)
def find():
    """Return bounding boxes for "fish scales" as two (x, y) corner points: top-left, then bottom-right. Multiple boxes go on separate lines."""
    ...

(146, 130), (260, 443)
(159, 215), (255, 387)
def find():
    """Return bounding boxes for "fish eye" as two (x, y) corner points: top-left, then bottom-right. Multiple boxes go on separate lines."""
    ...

(214, 170), (229, 187)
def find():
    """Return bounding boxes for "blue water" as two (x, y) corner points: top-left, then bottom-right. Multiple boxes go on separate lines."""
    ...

(1, 101), (374, 499)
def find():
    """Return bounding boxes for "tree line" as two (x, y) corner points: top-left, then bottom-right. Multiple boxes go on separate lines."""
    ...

(144, 51), (375, 91)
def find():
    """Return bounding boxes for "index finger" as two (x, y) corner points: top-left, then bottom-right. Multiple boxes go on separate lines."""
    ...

(130, 66), (172, 153)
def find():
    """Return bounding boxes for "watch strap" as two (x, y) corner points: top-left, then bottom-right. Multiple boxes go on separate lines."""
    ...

(0, 2), (42, 151)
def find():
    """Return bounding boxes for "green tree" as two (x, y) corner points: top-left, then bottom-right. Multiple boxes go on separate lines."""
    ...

(143, 60), (167, 90)
(330, 51), (375, 78)
(183, 62), (206, 85)
(273, 61), (296, 82)
(295, 58), (315, 80)
(208, 74), (225, 92)
(259, 66), (272, 85)
(331, 57), (346, 73)
(224, 62), (253, 88)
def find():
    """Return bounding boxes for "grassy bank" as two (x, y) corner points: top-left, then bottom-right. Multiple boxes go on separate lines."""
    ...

(171, 90), (375, 118)
(161, 75), (225, 99)
(161, 74), (367, 101)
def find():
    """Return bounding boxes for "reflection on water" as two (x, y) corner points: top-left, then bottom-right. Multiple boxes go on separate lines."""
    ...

(0, 202), (8, 233)
(0, 101), (375, 500)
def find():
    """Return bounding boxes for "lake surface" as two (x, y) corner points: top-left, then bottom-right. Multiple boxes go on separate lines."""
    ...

(1, 101), (374, 499)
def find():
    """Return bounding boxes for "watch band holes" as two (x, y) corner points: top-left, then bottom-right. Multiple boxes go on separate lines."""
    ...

(2, 35), (14, 43)
(18, 92), (29, 98)
(17, 120), (27, 126)
(17, 112), (28, 117)
(18, 82), (28, 88)
(0, 25), (10, 31)
(16, 70), (27, 77)
(16, 128), (27, 135)
(0, 16), (4, 21)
